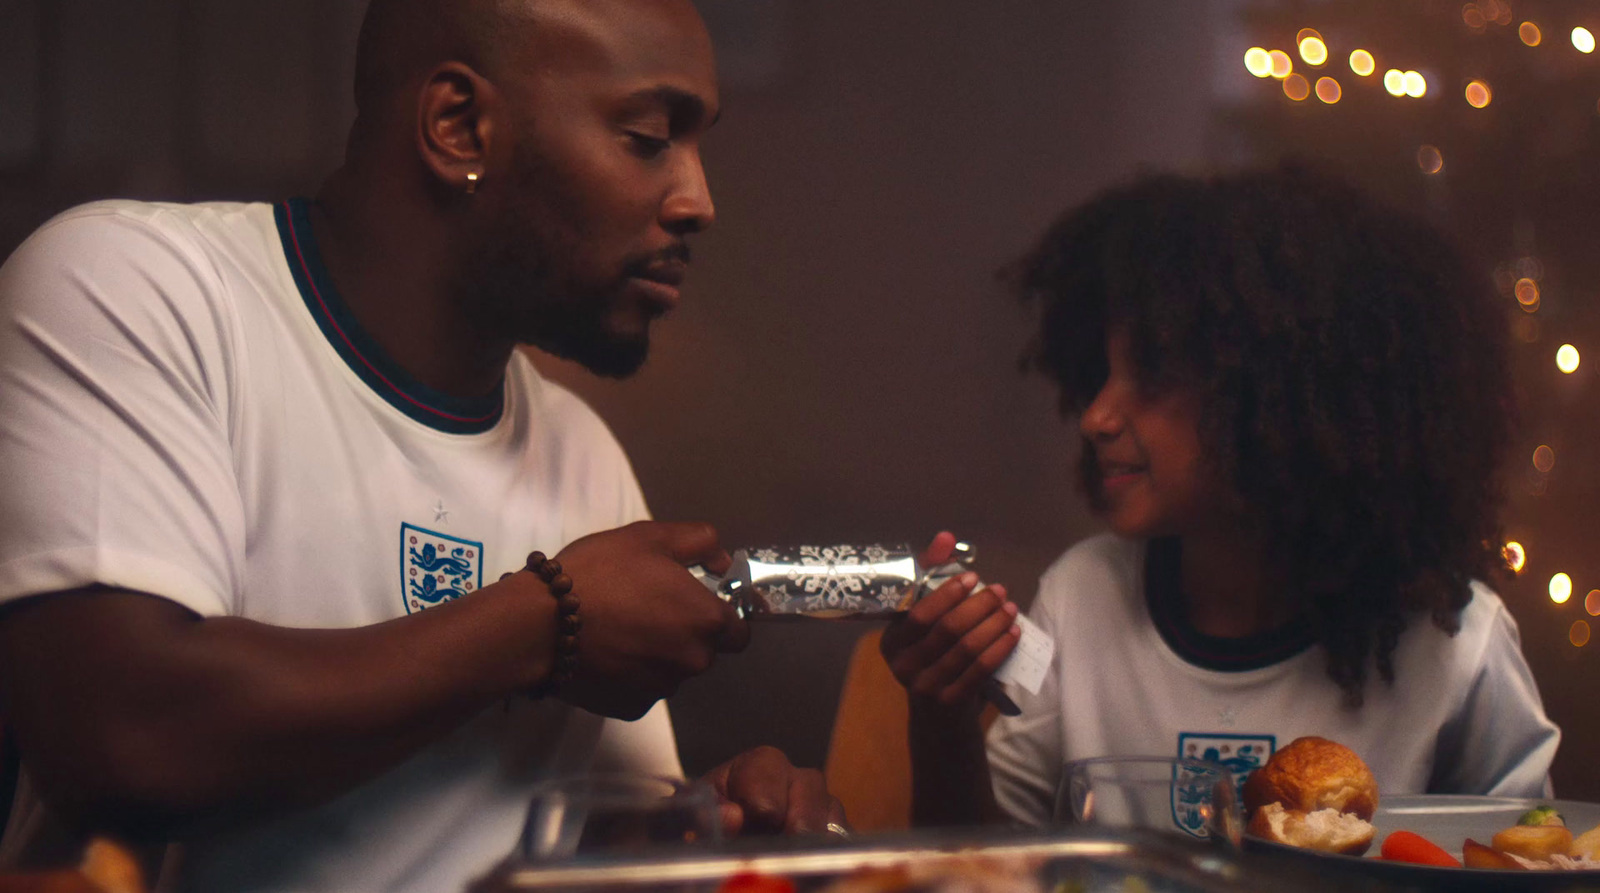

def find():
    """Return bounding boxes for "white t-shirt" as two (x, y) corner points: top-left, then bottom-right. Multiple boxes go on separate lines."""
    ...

(987, 534), (1561, 826)
(0, 199), (681, 892)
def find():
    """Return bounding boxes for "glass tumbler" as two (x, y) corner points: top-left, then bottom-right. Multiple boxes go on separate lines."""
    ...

(520, 772), (723, 862)
(1056, 756), (1243, 847)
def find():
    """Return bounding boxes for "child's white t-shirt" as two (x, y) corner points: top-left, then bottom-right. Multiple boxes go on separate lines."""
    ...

(987, 534), (1560, 825)
(0, 200), (681, 892)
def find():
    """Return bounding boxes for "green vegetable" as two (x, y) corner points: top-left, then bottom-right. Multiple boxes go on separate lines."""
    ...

(1518, 805), (1566, 827)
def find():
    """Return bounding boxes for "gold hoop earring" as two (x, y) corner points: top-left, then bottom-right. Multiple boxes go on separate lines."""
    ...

(465, 171), (480, 195)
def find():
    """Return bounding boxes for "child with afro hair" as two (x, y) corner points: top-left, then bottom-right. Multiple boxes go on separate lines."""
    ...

(883, 163), (1560, 827)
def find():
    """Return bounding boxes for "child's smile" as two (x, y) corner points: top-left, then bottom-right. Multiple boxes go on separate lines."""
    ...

(1079, 330), (1214, 538)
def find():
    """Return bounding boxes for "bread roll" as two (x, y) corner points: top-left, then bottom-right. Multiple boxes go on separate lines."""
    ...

(1242, 736), (1378, 821)
(1248, 802), (1375, 856)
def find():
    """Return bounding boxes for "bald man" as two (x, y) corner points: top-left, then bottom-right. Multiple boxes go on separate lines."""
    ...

(0, 1), (843, 889)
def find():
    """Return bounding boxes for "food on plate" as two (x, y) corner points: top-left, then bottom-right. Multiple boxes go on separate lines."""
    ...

(1249, 802), (1374, 855)
(1571, 822), (1600, 860)
(1378, 830), (1461, 867)
(1463, 838), (1524, 870)
(1518, 805), (1565, 827)
(717, 872), (798, 893)
(805, 857), (1046, 893)
(1492, 824), (1575, 862)
(1242, 736), (1377, 855)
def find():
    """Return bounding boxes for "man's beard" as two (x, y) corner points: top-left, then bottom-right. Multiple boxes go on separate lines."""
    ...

(456, 175), (654, 379)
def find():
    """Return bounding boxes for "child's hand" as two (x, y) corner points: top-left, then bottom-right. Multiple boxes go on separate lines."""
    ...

(879, 531), (1021, 707)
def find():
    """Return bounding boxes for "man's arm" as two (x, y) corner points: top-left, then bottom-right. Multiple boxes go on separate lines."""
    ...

(0, 581), (552, 839)
(0, 521), (747, 841)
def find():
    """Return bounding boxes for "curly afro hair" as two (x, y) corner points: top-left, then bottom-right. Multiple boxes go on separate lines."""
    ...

(1012, 163), (1514, 707)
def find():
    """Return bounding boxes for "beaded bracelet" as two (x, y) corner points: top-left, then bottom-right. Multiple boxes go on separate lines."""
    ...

(506, 550), (581, 694)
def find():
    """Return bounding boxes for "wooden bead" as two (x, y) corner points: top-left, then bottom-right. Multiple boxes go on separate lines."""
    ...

(525, 551), (546, 570)
(558, 594), (581, 614)
(542, 559), (562, 578)
(560, 614), (583, 634)
(548, 574), (572, 595)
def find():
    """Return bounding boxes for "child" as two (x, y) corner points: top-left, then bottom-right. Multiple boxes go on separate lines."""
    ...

(882, 164), (1560, 827)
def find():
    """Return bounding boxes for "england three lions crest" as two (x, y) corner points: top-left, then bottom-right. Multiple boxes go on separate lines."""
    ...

(401, 523), (483, 614)
(1176, 732), (1275, 839)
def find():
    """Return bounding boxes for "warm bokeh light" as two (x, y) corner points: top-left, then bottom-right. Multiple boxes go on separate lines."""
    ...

(1587, 590), (1600, 616)
(1534, 445), (1556, 473)
(1245, 47), (1273, 78)
(1558, 344), (1581, 373)
(1463, 5), (1487, 29)
(1417, 145), (1444, 174)
(1384, 69), (1407, 96)
(1551, 572), (1573, 603)
(1283, 73), (1311, 101)
(1268, 50), (1294, 78)
(1572, 621), (1591, 648)
(1521, 22), (1543, 46)
(1315, 77), (1342, 104)
(1515, 277), (1541, 308)
(1504, 541), (1527, 573)
(1465, 80), (1492, 108)
(1575, 27), (1596, 54)
(1299, 37), (1329, 66)
(1350, 49), (1375, 76)
(1403, 71), (1427, 98)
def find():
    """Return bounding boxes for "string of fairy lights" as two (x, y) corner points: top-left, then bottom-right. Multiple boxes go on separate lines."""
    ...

(1242, 2), (1600, 649)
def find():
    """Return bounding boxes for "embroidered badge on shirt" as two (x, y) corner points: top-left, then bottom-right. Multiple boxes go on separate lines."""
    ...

(1178, 732), (1276, 808)
(401, 523), (483, 614)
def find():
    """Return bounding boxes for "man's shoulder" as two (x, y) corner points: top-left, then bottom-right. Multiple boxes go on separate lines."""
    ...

(30, 198), (268, 240)
(9, 199), (274, 277)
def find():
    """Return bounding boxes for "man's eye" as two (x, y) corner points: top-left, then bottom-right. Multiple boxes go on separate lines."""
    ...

(626, 132), (670, 158)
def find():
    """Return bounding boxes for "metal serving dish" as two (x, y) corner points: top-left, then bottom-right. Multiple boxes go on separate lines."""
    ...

(470, 826), (1396, 892)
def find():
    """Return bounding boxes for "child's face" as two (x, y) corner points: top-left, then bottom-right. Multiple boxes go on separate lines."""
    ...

(1078, 330), (1215, 538)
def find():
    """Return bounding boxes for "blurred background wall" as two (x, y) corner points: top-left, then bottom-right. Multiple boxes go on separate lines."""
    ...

(0, 0), (1593, 800)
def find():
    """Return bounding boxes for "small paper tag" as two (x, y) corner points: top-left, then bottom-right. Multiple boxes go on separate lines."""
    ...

(993, 611), (1054, 695)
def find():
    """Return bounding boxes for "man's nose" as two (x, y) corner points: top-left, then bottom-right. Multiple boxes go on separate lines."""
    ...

(663, 151), (716, 235)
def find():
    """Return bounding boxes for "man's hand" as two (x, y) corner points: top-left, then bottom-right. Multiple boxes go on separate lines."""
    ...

(552, 521), (750, 720)
(879, 531), (1020, 709)
(702, 746), (845, 836)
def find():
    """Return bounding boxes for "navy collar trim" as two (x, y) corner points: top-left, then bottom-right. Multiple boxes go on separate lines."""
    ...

(1144, 537), (1316, 671)
(274, 198), (504, 434)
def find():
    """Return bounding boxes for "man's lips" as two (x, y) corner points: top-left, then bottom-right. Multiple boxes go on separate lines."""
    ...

(628, 260), (688, 310)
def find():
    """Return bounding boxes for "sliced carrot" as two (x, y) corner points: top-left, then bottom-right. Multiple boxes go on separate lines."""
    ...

(1379, 830), (1462, 867)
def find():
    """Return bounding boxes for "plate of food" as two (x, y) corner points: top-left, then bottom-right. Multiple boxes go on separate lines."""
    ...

(1241, 736), (1600, 891)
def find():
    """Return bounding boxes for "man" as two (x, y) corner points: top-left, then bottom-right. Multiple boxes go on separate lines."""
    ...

(0, 0), (843, 889)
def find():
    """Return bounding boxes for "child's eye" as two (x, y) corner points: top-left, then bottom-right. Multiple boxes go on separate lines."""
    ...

(626, 132), (671, 159)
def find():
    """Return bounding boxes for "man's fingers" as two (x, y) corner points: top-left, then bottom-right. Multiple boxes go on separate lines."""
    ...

(712, 600), (751, 653)
(724, 747), (791, 834)
(650, 520), (726, 568)
(783, 769), (834, 834)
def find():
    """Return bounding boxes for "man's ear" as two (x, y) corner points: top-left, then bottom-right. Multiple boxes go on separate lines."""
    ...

(416, 61), (498, 193)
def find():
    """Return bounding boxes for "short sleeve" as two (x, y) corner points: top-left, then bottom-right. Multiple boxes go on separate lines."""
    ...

(0, 206), (244, 617)
(986, 595), (1066, 826)
(1429, 598), (1560, 797)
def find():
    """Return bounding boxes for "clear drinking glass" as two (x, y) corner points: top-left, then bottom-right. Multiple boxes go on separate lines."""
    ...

(520, 772), (724, 862)
(1056, 756), (1243, 847)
